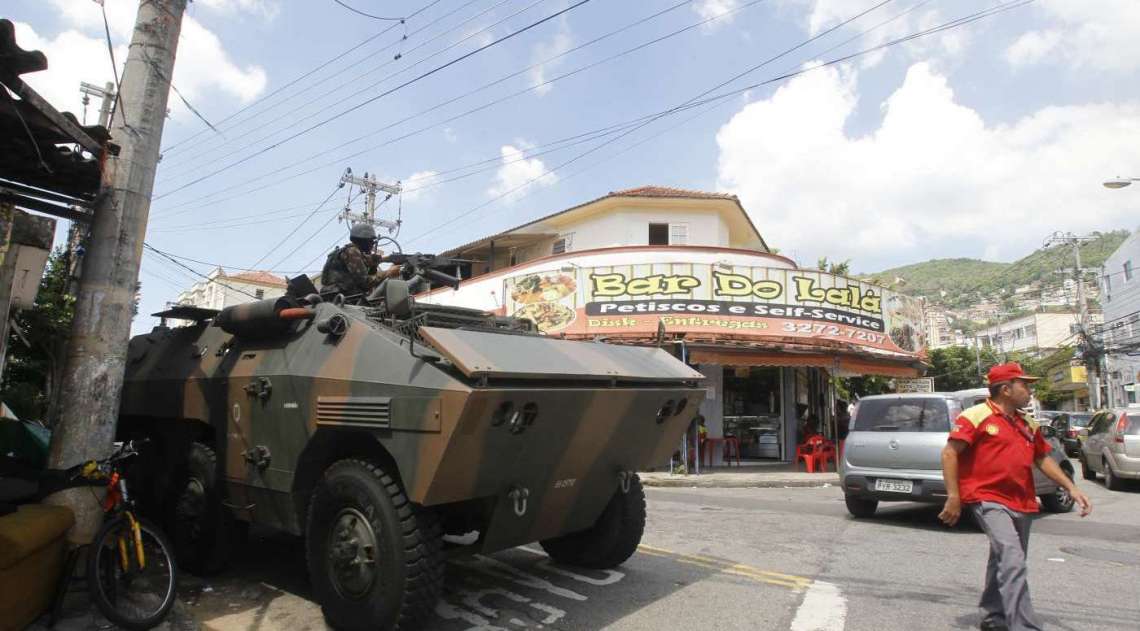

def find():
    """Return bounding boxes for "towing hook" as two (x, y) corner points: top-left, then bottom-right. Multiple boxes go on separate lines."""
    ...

(508, 486), (530, 517)
(618, 471), (632, 494)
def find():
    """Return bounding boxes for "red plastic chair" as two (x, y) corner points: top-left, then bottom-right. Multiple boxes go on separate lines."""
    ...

(796, 435), (835, 473)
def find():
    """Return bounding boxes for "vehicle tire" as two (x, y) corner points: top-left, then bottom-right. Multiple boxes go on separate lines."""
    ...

(1040, 467), (1075, 513)
(540, 474), (646, 570)
(1080, 456), (1096, 481)
(171, 442), (235, 575)
(306, 459), (443, 631)
(88, 514), (178, 630)
(1104, 459), (1124, 491)
(844, 494), (878, 518)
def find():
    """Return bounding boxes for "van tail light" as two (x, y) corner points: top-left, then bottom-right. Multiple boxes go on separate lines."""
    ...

(1115, 414), (1129, 443)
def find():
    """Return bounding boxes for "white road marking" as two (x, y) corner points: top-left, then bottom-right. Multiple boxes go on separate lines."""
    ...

(790, 580), (847, 631)
(460, 555), (588, 601)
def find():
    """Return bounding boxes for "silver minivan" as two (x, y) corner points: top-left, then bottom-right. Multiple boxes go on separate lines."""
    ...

(1079, 409), (1140, 491)
(841, 392), (1074, 518)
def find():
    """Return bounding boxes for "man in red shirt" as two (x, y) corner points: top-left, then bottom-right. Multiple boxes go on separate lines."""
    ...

(939, 362), (1091, 631)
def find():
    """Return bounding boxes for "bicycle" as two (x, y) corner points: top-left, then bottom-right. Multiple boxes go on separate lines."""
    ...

(65, 440), (179, 630)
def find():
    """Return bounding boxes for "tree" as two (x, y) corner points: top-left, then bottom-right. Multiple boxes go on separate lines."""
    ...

(928, 345), (1001, 392)
(817, 256), (852, 277)
(1, 248), (75, 422)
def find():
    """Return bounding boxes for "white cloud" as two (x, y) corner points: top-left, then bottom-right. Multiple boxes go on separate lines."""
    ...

(714, 62), (1140, 269)
(782, 1), (969, 68)
(443, 127), (458, 143)
(1005, 29), (1062, 67)
(1006, 1), (1140, 73)
(488, 143), (558, 202)
(530, 19), (574, 96)
(693, 0), (741, 30)
(196, 0), (281, 20)
(12, 21), (127, 119)
(19, 1), (267, 120)
(400, 170), (439, 203)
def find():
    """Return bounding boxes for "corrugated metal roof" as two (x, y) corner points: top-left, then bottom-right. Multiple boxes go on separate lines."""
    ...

(0, 19), (114, 218)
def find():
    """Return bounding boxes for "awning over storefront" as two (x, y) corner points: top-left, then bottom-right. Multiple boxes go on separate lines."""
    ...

(688, 349), (922, 378)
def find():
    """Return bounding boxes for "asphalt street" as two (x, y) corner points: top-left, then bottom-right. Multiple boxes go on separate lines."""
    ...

(172, 463), (1139, 631)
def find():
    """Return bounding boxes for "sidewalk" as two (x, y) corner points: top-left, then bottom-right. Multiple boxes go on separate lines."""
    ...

(641, 461), (839, 489)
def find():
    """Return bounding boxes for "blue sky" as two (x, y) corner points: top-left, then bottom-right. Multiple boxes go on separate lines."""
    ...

(7, 0), (1139, 333)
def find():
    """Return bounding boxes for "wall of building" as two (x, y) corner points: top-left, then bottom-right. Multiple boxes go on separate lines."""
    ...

(1102, 230), (1140, 406)
(176, 275), (285, 310)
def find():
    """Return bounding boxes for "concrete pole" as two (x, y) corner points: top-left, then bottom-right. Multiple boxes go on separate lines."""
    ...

(46, 0), (187, 543)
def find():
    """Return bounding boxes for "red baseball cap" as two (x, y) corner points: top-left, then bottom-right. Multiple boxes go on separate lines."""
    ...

(986, 362), (1039, 385)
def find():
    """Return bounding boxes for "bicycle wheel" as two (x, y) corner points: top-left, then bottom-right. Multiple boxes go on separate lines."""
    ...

(88, 514), (178, 630)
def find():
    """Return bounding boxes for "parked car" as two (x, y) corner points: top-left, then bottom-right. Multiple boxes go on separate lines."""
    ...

(841, 393), (1076, 519)
(1078, 409), (1140, 491)
(1046, 411), (1095, 457)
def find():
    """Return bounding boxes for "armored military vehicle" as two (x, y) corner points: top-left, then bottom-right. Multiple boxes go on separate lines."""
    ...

(118, 254), (703, 630)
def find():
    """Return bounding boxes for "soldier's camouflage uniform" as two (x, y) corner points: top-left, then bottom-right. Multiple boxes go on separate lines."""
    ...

(321, 242), (386, 296)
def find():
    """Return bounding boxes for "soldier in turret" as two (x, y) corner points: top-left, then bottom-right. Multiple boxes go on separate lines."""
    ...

(320, 223), (401, 297)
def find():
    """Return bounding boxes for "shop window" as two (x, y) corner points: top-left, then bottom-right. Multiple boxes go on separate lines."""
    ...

(1125, 260), (1134, 281)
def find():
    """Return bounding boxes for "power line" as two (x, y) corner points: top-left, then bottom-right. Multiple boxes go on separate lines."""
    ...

(406, 0), (1037, 247)
(332, 0), (406, 21)
(161, 0), (443, 155)
(99, 0), (128, 127)
(150, 0), (747, 218)
(246, 184), (344, 270)
(160, 0), (512, 172)
(143, 243), (262, 299)
(153, 0), (593, 200)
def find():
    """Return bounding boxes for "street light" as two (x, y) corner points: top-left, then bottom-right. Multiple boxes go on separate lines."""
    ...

(1103, 177), (1139, 189)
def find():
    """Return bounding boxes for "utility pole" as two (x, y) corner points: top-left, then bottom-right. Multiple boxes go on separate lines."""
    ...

(79, 81), (116, 128)
(339, 167), (401, 230)
(1043, 231), (1099, 408)
(47, 0), (187, 543)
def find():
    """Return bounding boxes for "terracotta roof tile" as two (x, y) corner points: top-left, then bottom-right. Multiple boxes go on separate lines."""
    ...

(610, 185), (737, 200)
(225, 271), (287, 287)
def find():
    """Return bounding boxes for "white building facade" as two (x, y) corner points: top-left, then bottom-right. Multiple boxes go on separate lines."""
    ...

(1101, 231), (1140, 407)
(175, 269), (286, 310)
(974, 312), (1092, 355)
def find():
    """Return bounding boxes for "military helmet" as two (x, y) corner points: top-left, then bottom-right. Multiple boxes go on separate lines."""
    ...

(350, 223), (377, 242)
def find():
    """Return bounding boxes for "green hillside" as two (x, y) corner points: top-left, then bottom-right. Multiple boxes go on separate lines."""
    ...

(862, 230), (1130, 309)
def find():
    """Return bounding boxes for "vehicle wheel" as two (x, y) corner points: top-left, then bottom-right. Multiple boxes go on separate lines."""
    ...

(844, 494), (878, 518)
(1080, 456), (1096, 481)
(88, 514), (178, 630)
(540, 474), (646, 570)
(1104, 459), (1124, 491)
(171, 442), (235, 575)
(1040, 468), (1075, 513)
(306, 459), (443, 631)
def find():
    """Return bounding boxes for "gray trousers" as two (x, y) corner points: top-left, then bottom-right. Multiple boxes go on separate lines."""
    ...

(970, 502), (1043, 631)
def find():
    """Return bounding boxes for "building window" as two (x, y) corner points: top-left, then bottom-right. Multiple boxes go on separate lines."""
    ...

(255, 289), (265, 299)
(670, 223), (688, 245)
(648, 223), (688, 245)
(1125, 260), (1134, 281)
(552, 234), (573, 255)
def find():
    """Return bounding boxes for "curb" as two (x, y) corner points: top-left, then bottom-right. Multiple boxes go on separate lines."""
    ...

(641, 476), (838, 489)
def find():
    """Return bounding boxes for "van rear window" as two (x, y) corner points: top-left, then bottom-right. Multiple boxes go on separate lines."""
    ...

(1125, 414), (1140, 436)
(853, 398), (951, 432)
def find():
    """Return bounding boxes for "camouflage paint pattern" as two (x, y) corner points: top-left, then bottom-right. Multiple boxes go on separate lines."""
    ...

(120, 299), (703, 553)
